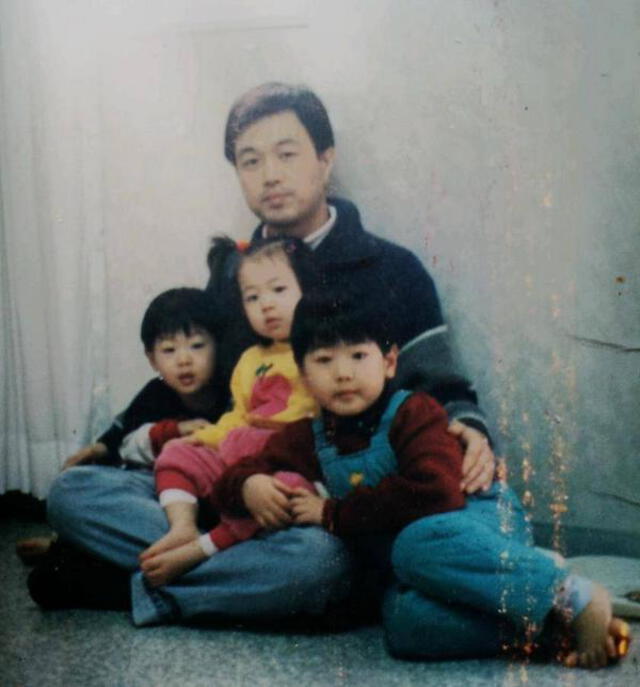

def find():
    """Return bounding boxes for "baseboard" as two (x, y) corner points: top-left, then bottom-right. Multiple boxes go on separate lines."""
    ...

(533, 522), (640, 558)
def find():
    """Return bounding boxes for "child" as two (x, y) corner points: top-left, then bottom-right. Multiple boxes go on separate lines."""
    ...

(215, 295), (631, 670)
(139, 237), (320, 587)
(23, 287), (227, 602)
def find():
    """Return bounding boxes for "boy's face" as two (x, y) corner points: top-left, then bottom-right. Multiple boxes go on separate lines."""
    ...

(146, 328), (215, 398)
(301, 341), (398, 416)
(239, 255), (302, 342)
(233, 110), (334, 239)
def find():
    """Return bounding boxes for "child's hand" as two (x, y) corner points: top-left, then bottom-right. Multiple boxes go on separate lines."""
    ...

(177, 419), (212, 436)
(242, 475), (294, 529)
(290, 488), (326, 526)
(63, 442), (108, 470)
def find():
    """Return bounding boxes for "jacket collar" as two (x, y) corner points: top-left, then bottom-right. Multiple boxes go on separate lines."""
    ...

(249, 196), (381, 265)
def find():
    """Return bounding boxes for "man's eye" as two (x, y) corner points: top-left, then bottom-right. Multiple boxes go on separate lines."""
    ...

(280, 151), (296, 160)
(241, 157), (259, 169)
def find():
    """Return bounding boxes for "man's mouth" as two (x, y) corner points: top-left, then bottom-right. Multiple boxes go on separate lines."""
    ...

(262, 192), (291, 206)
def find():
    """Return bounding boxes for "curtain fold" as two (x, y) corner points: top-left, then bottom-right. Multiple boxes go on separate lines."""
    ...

(0, 1), (110, 497)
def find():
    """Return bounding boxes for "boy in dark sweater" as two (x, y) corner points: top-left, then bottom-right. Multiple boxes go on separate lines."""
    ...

(20, 288), (227, 569)
(216, 295), (630, 670)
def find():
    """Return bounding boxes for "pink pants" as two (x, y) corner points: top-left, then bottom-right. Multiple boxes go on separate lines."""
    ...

(155, 426), (316, 550)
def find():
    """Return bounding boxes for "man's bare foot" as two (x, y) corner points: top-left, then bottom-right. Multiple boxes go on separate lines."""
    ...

(563, 583), (631, 669)
(16, 536), (56, 564)
(140, 539), (207, 587)
(139, 525), (200, 563)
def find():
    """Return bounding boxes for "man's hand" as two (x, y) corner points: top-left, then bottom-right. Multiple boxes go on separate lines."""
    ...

(63, 442), (109, 470)
(177, 419), (211, 436)
(290, 488), (326, 526)
(242, 474), (293, 529)
(448, 421), (496, 494)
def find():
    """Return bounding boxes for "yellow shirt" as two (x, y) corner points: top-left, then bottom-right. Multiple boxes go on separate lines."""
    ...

(194, 342), (318, 448)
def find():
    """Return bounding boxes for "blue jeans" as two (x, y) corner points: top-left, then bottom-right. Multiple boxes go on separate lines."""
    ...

(47, 466), (352, 626)
(383, 483), (567, 658)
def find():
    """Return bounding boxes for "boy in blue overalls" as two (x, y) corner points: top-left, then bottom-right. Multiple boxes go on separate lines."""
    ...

(216, 294), (630, 670)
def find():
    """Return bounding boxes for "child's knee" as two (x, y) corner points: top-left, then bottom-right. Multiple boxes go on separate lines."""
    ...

(391, 513), (468, 574)
(154, 439), (195, 471)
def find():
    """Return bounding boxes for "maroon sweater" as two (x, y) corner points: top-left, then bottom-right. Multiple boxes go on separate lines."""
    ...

(215, 392), (465, 538)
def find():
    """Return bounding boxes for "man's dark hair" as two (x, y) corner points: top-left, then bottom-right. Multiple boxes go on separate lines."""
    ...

(224, 82), (334, 164)
(291, 292), (393, 367)
(140, 288), (220, 352)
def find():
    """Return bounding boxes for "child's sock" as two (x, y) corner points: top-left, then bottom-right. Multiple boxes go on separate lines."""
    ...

(197, 533), (219, 557)
(554, 573), (594, 619)
(158, 488), (197, 506)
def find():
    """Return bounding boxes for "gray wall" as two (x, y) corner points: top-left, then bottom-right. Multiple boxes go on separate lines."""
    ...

(4, 0), (639, 546)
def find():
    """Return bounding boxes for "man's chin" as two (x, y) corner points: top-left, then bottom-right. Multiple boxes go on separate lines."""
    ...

(260, 214), (301, 236)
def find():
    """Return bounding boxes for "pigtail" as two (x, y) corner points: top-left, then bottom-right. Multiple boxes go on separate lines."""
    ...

(206, 235), (242, 299)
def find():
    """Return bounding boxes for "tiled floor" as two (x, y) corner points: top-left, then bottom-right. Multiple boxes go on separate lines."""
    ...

(2, 518), (638, 687)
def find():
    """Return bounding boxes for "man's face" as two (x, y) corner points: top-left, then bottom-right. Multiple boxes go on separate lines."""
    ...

(234, 110), (335, 238)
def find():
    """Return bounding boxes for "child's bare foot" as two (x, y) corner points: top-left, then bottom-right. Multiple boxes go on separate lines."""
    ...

(563, 583), (631, 669)
(16, 535), (56, 564)
(139, 524), (200, 562)
(140, 539), (207, 587)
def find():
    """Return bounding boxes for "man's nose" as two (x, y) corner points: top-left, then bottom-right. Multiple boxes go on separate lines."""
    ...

(263, 155), (283, 185)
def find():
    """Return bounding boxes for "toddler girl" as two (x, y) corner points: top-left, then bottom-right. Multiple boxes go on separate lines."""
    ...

(140, 237), (320, 586)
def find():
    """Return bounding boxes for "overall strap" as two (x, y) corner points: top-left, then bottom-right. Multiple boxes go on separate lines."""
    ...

(311, 390), (414, 499)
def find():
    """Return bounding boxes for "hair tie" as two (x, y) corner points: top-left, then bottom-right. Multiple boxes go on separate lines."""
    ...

(236, 240), (250, 253)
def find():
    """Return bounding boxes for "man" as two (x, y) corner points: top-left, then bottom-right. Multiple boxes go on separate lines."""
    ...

(39, 83), (495, 629)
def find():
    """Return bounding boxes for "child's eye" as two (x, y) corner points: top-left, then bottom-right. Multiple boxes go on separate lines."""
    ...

(273, 285), (287, 294)
(314, 355), (332, 365)
(352, 351), (368, 361)
(160, 346), (175, 354)
(244, 294), (258, 303)
(191, 341), (205, 350)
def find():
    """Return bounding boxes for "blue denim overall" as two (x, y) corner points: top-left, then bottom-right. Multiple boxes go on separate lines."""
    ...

(314, 390), (566, 659)
(312, 390), (412, 498)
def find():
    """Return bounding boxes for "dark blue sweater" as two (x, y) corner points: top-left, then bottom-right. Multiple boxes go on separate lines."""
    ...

(207, 196), (488, 436)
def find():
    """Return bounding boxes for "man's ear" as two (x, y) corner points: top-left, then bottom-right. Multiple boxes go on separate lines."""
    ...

(319, 147), (335, 185)
(384, 344), (399, 380)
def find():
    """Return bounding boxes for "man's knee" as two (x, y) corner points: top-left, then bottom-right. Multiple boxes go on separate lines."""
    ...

(47, 465), (127, 531)
(280, 527), (352, 601)
(47, 467), (90, 528)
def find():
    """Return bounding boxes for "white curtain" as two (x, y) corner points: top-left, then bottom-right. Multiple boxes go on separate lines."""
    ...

(0, 1), (111, 497)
